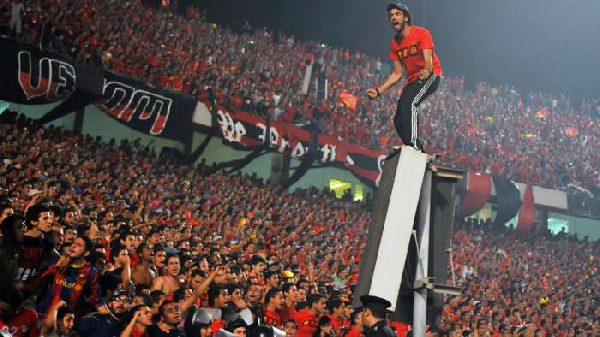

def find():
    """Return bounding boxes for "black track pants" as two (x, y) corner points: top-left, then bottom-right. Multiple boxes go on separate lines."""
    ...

(393, 74), (440, 149)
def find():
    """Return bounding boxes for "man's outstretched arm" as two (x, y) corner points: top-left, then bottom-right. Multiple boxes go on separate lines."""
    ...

(367, 60), (403, 99)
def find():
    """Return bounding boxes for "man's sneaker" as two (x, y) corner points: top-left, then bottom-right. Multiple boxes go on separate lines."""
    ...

(385, 146), (402, 161)
(426, 153), (439, 172)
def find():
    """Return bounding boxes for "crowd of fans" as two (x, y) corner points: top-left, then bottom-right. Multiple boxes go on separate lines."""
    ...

(1, 0), (600, 193)
(445, 219), (599, 336)
(0, 1), (599, 334)
(0, 112), (372, 337)
(0, 111), (598, 336)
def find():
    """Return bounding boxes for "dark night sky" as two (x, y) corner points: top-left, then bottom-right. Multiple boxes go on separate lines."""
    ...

(190, 0), (600, 102)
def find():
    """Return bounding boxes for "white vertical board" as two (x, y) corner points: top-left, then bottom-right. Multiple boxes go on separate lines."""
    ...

(369, 146), (427, 310)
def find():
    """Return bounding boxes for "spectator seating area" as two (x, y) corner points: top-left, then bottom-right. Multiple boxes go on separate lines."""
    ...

(1, 0), (599, 193)
(0, 112), (597, 336)
(0, 1), (599, 335)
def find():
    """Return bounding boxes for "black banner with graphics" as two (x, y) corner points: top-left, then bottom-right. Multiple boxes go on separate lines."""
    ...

(212, 106), (387, 187)
(0, 39), (387, 187)
(0, 39), (195, 143)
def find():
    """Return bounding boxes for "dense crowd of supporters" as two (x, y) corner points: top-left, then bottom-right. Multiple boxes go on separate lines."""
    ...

(1, 1), (600, 334)
(0, 111), (598, 336)
(1, 0), (600, 192)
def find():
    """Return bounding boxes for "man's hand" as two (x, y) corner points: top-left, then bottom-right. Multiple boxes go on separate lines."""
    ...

(42, 300), (67, 332)
(366, 88), (380, 99)
(56, 254), (72, 270)
(131, 310), (142, 323)
(215, 265), (228, 277)
(419, 69), (430, 80)
(233, 299), (248, 309)
(118, 254), (132, 266)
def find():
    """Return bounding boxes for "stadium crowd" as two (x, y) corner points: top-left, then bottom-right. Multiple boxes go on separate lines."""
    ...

(0, 111), (598, 336)
(1, 0), (600, 193)
(0, 1), (599, 335)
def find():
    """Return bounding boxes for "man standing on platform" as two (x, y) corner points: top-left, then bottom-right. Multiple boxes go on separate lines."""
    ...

(359, 295), (396, 337)
(367, 2), (442, 152)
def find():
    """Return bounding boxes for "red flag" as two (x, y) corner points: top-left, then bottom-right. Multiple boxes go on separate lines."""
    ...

(535, 107), (548, 118)
(339, 91), (358, 110)
(564, 127), (579, 136)
(458, 171), (492, 218)
(517, 182), (535, 232)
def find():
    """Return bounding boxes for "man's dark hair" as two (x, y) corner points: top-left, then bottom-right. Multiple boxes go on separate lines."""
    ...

(326, 299), (343, 313)
(57, 305), (74, 320)
(25, 204), (51, 229)
(110, 244), (127, 263)
(281, 283), (296, 294)
(264, 270), (279, 280)
(0, 287), (24, 309)
(136, 243), (149, 256)
(173, 288), (189, 303)
(250, 255), (266, 266)
(307, 294), (324, 308)
(78, 235), (94, 254)
(0, 203), (12, 216)
(120, 231), (136, 242)
(135, 293), (153, 307)
(296, 302), (308, 311)
(1, 214), (25, 255)
(350, 308), (363, 324)
(225, 318), (247, 333)
(49, 205), (63, 219)
(387, 2), (412, 25)
(317, 315), (332, 328)
(159, 300), (176, 318)
(148, 228), (161, 237)
(208, 284), (225, 307)
(227, 283), (242, 296)
(192, 270), (208, 278)
(166, 253), (180, 263)
(149, 290), (165, 305)
(264, 288), (282, 305)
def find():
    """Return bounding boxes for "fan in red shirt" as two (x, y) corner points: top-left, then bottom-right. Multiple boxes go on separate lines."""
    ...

(263, 288), (284, 328)
(326, 299), (345, 333)
(0, 287), (39, 337)
(345, 308), (364, 337)
(366, 2), (442, 152)
(281, 283), (298, 323)
(294, 294), (326, 337)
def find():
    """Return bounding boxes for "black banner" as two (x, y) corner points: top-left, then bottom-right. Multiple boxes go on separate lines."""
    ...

(0, 39), (387, 187)
(96, 72), (196, 142)
(493, 176), (522, 228)
(0, 39), (195, 143)
(212, 105), (387, 187)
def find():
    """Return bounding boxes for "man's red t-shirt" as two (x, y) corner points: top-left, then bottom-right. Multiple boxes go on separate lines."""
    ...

(263, 308), (283, 328)
(2, 307), (39, 337)
(328, 315), (341, 333)
(346, 326), (362, 337)
(131, 325), (149, 337)
(390, 26), (442, 84)
(293, 310), (318, 337)
(281, 305), (296, 323)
